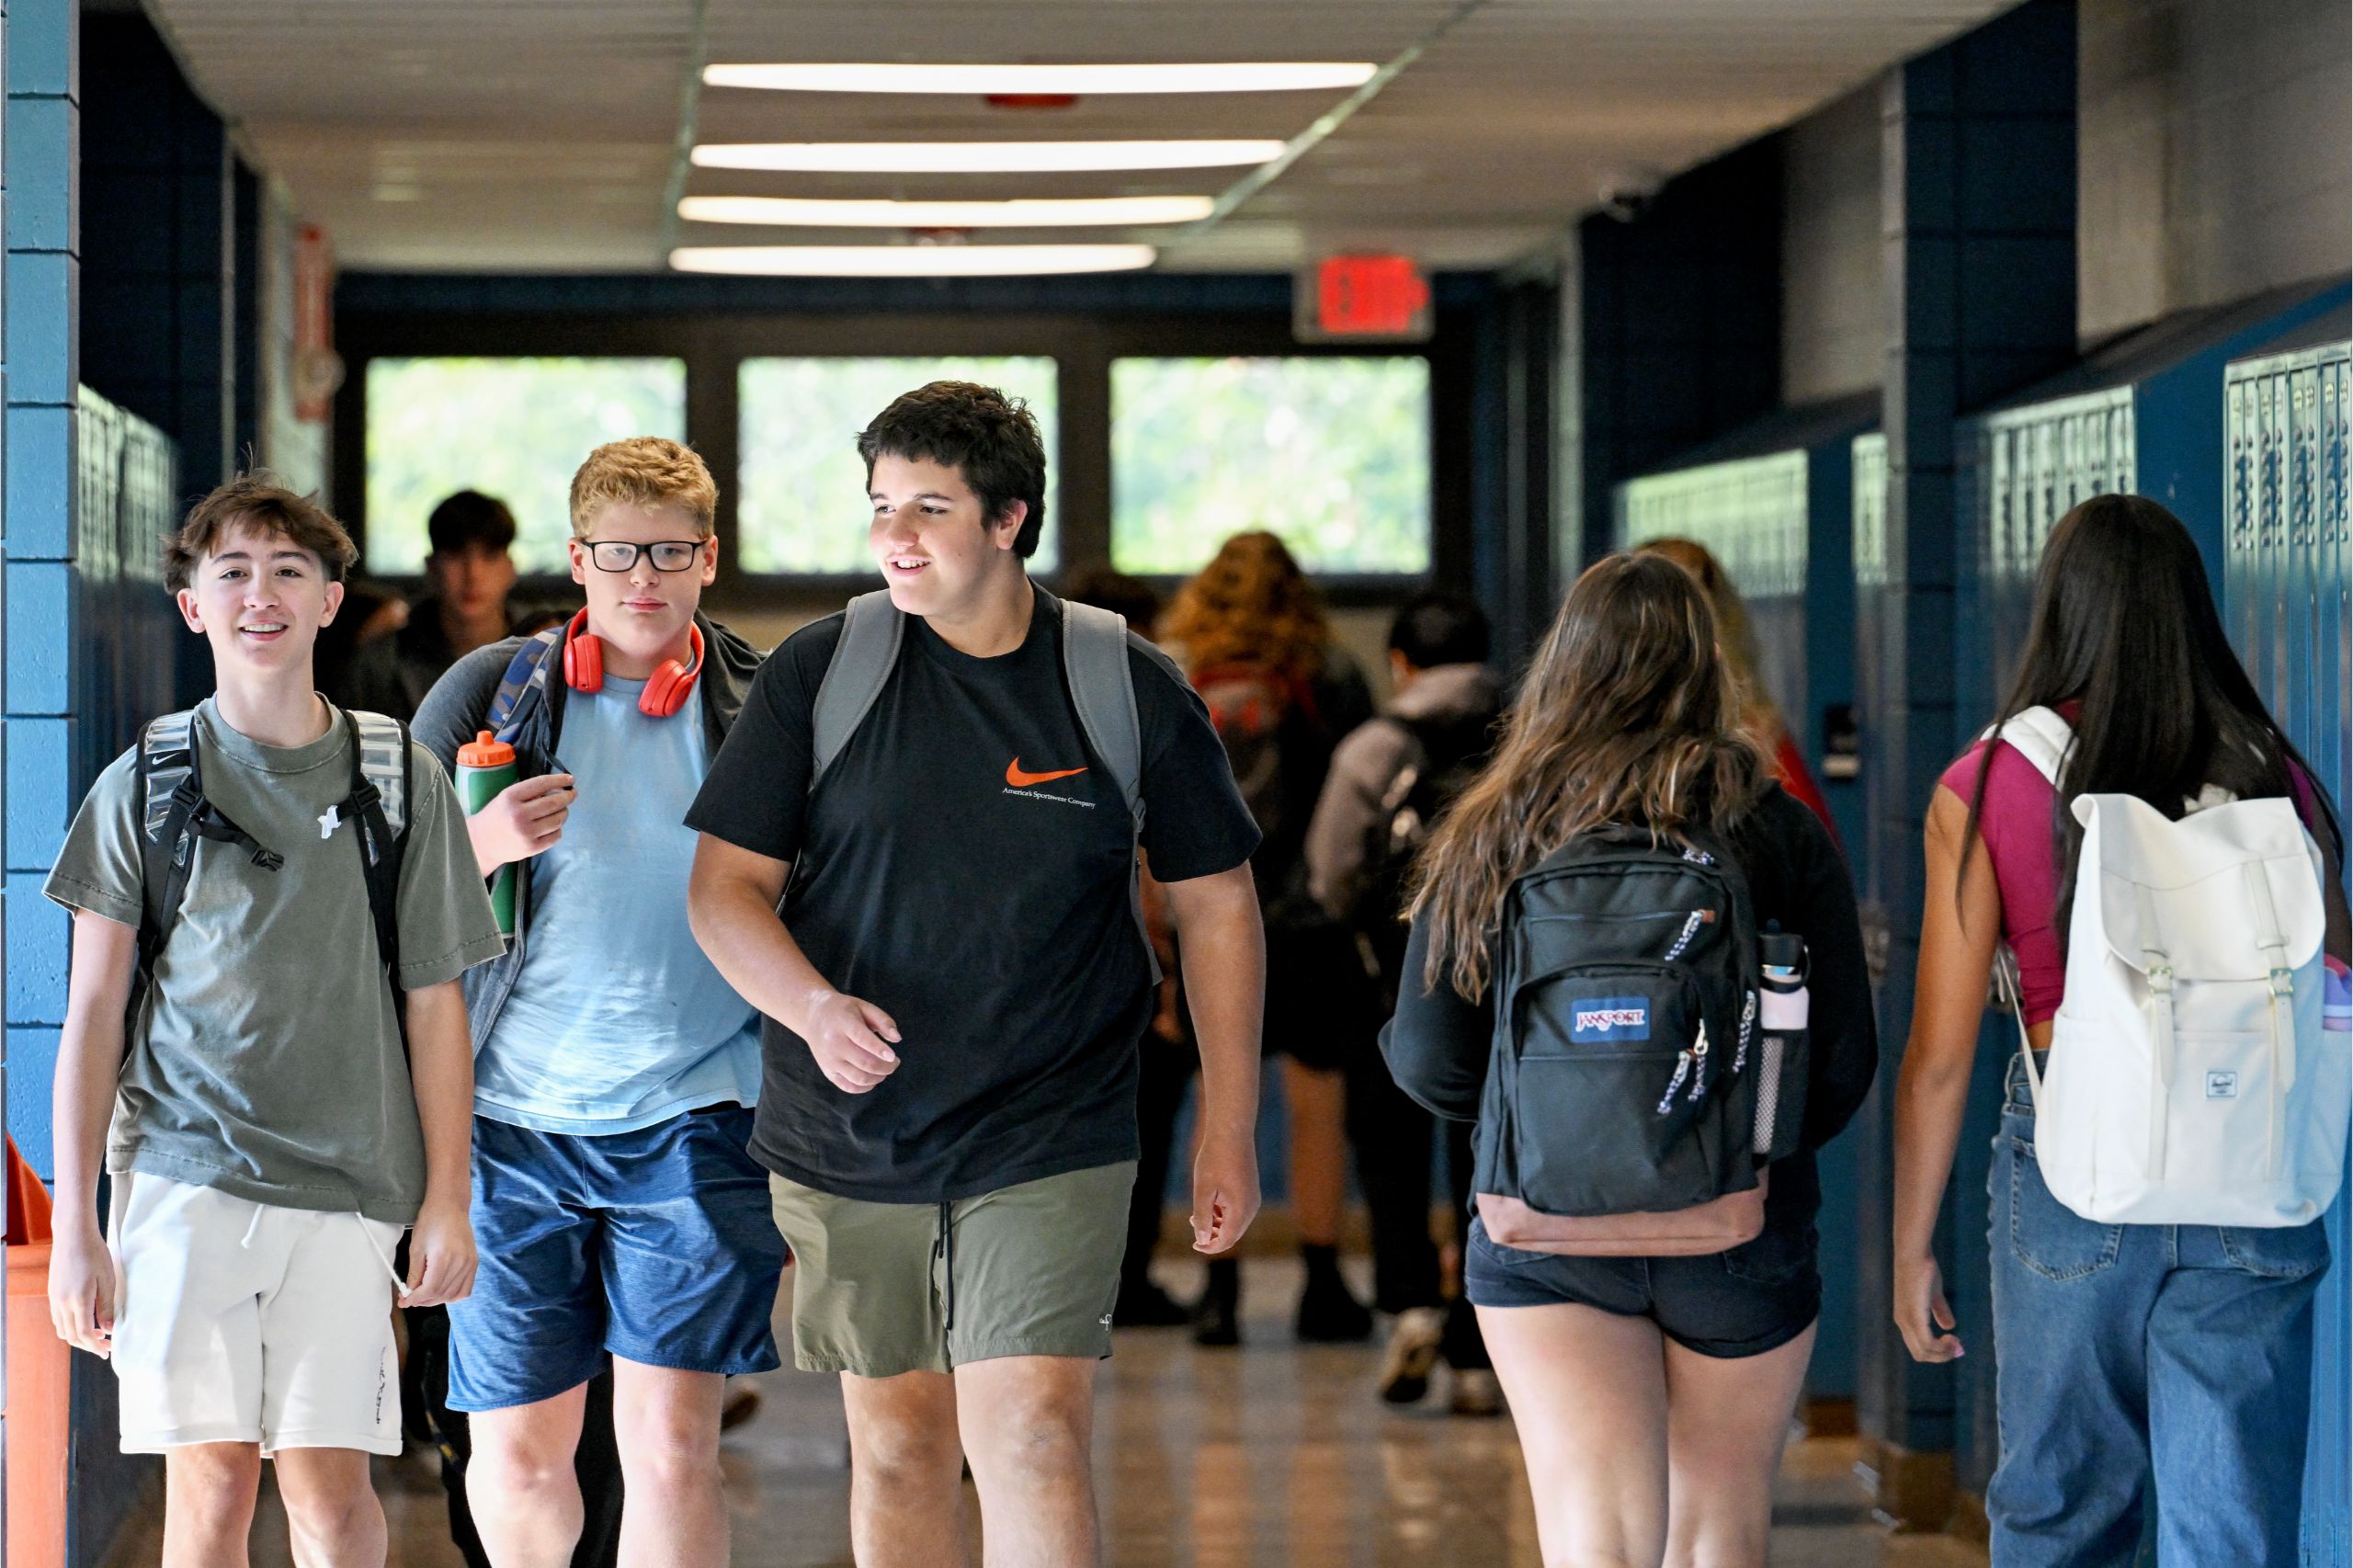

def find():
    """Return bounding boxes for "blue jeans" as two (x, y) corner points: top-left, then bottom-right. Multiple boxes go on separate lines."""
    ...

(1987, 1055), (2326, 1566)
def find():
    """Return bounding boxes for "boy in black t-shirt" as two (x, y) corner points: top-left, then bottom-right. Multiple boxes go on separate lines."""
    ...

(688, 382), (1264, 1563)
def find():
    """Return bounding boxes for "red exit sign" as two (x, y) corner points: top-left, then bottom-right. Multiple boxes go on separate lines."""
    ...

(1296, 255), (1433, 342)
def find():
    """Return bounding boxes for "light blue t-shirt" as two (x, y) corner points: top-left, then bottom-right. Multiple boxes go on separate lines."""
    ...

(475, 674), (762, 1133)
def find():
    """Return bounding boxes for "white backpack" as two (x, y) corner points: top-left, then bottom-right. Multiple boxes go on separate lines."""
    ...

(1995, 706), (2346, 1226)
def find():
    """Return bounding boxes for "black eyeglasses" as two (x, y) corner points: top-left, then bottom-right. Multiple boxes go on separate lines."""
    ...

(582, 540), (706, 573)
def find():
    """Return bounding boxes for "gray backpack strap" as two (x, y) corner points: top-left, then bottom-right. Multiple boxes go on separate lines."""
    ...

(810, 590), (905, 790)
(349, 710), (410, 835)
(1060, 598), (1160, 984)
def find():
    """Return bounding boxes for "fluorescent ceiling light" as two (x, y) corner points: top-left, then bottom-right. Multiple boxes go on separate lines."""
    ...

(668, 244), (1157, 277)
(703, 62), (1378, 96)
(690, 141), (1282, 174)
(676, 194), (1215, 228)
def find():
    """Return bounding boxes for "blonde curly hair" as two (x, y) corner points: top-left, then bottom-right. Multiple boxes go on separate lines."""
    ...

(1158, 530), (1332, 683)
(569, 437), (718, 538)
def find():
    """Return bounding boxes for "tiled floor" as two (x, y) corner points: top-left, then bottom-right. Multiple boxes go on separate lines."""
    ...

(205, 1259), (1986, 1566)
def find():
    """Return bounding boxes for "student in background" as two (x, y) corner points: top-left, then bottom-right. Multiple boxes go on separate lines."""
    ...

(1305, 589), (1503, 1413)
(1384, 553), (1876, 1568)
(1893, 495), (2348, 1565)
(1636, 538), (1837, 836)
(1160, 530), (1379, 1346)
(349, 490), (539, 722)
(1060, 564), (1198, 1329)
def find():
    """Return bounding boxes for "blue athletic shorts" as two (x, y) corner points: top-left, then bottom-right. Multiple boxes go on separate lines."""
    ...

(447, 1105), (787, 1412)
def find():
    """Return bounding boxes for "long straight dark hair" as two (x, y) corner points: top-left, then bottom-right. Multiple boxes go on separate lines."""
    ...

(1962, 494), (2343, 923)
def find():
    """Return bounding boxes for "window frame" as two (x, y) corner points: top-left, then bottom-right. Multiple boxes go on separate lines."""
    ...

(333, 309), (1464, 613)
(358, 351), (694, 579)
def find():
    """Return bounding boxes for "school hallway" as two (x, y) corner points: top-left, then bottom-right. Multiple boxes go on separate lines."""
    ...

(199, 1259), (1987, 1568)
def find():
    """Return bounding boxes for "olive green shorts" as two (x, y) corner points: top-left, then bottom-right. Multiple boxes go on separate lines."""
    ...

(767, 1161), (1138, 1378)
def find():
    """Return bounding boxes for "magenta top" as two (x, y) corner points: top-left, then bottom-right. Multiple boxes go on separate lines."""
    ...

(1939, 720), (2319, 1027)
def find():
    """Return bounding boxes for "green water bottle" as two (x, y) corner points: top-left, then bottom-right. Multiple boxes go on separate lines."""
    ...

(455, 730), (519, 937)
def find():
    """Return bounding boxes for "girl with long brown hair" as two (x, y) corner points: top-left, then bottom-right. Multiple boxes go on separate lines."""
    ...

(1162, 530), (1377, 1346)
(1383, 553), (1876, 1567)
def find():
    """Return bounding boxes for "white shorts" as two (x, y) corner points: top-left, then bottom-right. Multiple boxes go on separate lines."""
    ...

(108, 1174), (408, 1456)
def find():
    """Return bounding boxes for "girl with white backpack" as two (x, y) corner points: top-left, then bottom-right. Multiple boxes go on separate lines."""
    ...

(1893, 494), (2350, 1565)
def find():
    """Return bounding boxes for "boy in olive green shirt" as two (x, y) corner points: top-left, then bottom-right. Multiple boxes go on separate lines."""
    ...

(44, 477), (503, 1567)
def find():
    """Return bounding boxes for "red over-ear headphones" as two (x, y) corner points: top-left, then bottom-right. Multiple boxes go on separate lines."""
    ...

(562, 608), (706, 718)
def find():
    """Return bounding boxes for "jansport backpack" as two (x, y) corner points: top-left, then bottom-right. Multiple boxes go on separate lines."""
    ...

(1993, 706), (2346, 1226)
(1474, 826), (1770, 1256)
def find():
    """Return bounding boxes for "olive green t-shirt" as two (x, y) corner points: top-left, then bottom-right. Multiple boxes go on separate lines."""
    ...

(44, 698), (505, 1223)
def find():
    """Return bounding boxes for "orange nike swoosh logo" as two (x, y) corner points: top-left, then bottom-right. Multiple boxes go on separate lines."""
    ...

(1006, 758), (1089, 789)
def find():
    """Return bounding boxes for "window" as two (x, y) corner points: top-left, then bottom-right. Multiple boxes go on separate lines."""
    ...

(1110, 356), (1431, 576)
(737, 357), (1060, 574)
(365, 358), (688, 575)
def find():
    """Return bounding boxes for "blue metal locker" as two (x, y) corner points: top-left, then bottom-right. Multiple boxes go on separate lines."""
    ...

(2227, 332), (2353, 1568)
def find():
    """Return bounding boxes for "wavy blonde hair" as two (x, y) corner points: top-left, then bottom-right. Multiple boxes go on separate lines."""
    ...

(1409, 552), (1769, 1001)
(1634, 537), (1782, 739)
(569, 437), (718, 538)
(1158, 530), (1332, 683)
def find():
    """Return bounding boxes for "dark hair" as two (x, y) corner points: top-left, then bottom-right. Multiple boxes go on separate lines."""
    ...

(858, 381), (1049, 558)
(1389, 589), (1491, 669)
(426, 490), (517, 556)
(165, 475), (358, 591)
(1059, 563), (1164, 636)
(1963, 494), (2344, 925)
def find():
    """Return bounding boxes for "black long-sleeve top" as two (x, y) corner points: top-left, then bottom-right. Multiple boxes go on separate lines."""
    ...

(1380, 784), (1879, 1232)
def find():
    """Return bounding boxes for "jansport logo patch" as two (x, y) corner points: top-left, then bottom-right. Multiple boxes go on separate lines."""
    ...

(1571, 997), (1650, 1043)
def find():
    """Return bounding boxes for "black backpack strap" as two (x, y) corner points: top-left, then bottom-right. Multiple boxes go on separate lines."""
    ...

(136, 710), (285, 982)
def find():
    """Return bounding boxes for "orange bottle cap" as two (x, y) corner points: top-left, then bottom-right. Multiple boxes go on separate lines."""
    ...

(456, 730), (517, 768)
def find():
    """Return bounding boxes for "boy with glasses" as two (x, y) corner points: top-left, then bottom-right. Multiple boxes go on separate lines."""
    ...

(412, 438), (780, 1568)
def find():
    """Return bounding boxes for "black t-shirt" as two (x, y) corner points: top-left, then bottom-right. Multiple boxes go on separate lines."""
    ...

(687, 589), (1260, 1202)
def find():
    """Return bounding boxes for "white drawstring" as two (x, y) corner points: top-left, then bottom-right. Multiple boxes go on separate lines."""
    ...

(240, 1203), (267, 1249)
(354, 1214), (413, 1299)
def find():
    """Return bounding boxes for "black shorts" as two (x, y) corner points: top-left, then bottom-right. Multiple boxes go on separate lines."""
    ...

(1462, 1211), (1821, 1359)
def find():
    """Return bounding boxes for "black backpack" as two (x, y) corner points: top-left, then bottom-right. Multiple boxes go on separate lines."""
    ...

(1483, 828), (1763, 1217)
(1352, 708), (1496, 993)
(133, 707), (411, 1016)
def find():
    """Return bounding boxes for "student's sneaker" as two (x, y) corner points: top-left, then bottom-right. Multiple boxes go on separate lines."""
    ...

(1295, 1257), (1375, 1344)
(1115, 1278), (1195, 1328)
(1376, 1307), (1449, 1403)
(719, 1378), (763, 1432)
(1449, 1367), (1505, 1418)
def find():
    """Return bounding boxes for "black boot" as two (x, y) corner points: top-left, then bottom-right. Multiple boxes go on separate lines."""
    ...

(1193, 1257), (1242, 1346)
(1116, 1276), (1195, 1327)
(1295, 1244), (1373, 1343)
